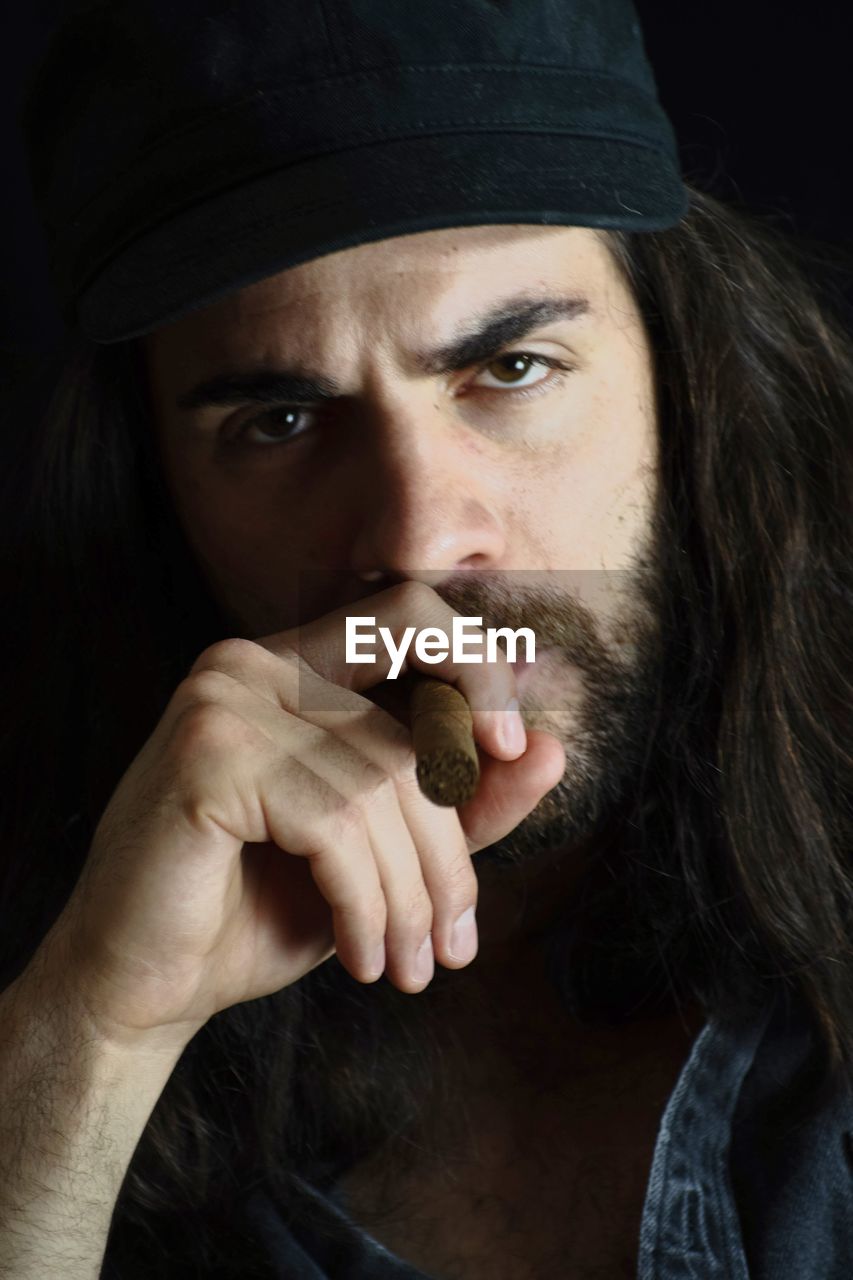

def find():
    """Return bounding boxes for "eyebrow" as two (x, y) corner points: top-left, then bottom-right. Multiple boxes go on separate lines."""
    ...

(174, 292), (591, 411)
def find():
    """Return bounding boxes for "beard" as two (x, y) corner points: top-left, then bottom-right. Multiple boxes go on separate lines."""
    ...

(235, 511), (668, 880)
(432, 540), (665, 873)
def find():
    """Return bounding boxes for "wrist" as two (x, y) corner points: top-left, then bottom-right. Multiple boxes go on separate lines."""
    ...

(10, 924), (201, 1068)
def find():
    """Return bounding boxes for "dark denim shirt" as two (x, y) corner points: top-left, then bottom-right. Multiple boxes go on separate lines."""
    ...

(234, 992), (853, 1278)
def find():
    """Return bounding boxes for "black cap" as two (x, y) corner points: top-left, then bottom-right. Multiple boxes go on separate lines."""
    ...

(21, 0), (687, 344)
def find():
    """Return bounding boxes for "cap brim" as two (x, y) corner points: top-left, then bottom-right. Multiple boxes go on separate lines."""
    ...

(77, 130), (688, 343)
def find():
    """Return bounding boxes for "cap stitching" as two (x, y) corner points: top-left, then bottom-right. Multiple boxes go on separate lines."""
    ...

(76, 134), (673, 290)
(63, 126), (671, 248)
(63, 63), (657, 186)
(62, 111), (669, 234)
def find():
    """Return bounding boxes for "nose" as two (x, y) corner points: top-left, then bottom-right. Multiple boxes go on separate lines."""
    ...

(348, 401), (507, 583)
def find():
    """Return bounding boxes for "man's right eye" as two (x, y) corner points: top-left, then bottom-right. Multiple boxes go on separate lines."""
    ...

(226, 405), (318, 447)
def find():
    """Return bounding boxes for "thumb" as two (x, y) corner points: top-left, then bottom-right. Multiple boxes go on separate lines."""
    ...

(459, 730), (567, 853)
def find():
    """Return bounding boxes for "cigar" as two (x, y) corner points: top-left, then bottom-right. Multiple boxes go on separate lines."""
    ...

(410, 675), (480, 807)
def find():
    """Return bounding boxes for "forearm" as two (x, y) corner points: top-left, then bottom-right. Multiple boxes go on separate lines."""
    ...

(0, 946), (188, 1280)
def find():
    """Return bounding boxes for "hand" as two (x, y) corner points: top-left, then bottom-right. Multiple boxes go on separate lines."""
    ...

(43, 582), (566, 1049)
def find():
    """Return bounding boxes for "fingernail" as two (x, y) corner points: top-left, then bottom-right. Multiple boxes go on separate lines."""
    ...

(369, 940), (385, 978)
(449, 906), (478, 964)
(412, 935), (434, 984)
(499, 698), (526, 754)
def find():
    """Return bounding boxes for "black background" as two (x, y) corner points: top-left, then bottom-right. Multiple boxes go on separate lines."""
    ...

(2, 1), (851, 358)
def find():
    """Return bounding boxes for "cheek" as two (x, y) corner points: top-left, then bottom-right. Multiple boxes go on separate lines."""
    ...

(158, 443), (303, 594)
(158, 441), (361, 624)
(520, 362), (657, 571)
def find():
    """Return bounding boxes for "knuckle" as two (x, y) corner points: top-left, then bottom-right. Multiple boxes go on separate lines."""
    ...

(390, 745), (419, 788)
(169, 700), (249, 755)
(401, 885), (433, 931)
(188, 636), (265, 678)
(358, 707), (416, 775)
(362, 897), (389, 935)
(326, 795), (368, 843)
(443, 856), (478, 903)
(358, 762), (396, 805)
(337, 895), (387, 936)
(179, 667), (240, 705)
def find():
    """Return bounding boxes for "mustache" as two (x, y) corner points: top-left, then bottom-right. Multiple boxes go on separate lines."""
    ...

(432, 574), (609, 664)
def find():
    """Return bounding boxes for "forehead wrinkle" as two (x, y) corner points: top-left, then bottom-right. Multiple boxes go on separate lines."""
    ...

(226, 221), (592, 322)
(181, 224), (609, 388)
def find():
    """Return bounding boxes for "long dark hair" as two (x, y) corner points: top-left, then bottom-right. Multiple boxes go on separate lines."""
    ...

(1, 183), (851, 1272)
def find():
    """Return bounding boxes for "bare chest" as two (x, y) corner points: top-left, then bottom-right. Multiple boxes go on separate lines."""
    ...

(332, 968), (705, 1280)
(335, 1086), (659, 1280)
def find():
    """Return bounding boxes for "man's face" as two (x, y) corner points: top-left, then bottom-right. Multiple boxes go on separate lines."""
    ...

(145, 225), (663, 865)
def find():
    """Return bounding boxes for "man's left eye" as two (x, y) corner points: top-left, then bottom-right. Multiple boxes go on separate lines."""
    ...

(474, 352), (571, 390)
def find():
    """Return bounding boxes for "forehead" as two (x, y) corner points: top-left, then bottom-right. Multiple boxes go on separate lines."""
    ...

(146, 224), (619, 357)
(235, 224), (608, 305)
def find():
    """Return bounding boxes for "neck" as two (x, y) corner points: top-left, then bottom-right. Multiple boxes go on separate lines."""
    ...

(468, 830), (600, 965)
(430, 826), (705, 1049)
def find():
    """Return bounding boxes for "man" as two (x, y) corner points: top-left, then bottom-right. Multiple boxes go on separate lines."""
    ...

(1, 2), (851, 1278)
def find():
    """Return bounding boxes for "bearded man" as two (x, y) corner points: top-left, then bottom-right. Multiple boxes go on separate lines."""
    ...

(1, 2), (851, 1278)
